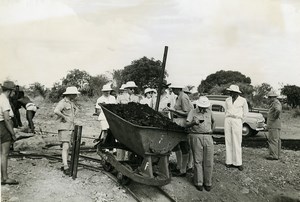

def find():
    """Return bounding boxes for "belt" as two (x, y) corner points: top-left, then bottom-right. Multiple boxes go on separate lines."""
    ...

(190, 132), (212, 135)
(226, 115), (242, 119)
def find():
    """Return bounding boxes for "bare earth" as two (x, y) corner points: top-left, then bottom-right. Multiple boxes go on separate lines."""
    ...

(1, 98), (300, 202)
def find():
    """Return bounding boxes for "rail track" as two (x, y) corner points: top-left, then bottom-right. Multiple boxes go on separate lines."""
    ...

(9, 151), (177, 202)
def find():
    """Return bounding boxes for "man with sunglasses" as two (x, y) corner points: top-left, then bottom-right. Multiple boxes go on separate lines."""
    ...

(124, 81), (140, 103)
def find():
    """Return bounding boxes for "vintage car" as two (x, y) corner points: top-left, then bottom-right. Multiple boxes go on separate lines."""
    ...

(193, 95), (266, 136)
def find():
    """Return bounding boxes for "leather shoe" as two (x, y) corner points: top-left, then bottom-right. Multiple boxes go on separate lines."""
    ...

(204, 185), (212, 191)
(266, 156), (278, 160)
(195, 185), (203, 191)
(236, 165), (244, 171)
(225, 164), (233, 168)
(172, 171), (186, 177)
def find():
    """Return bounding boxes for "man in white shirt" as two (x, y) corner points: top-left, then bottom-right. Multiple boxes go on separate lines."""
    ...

(1, 81), (19, 185)
(224, 85), (248, 171)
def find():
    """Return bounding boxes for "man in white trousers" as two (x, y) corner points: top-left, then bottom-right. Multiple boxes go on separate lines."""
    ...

(224, 84), (248, 171)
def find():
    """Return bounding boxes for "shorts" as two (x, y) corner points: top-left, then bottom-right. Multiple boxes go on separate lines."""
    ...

(0, 121), (13, 144)
(58, 130), (73, 143)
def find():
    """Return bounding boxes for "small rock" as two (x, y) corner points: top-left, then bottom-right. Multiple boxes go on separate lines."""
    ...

(241, 188), (250, 194)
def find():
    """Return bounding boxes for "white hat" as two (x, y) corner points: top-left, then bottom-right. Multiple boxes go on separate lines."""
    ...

(102, 84), (112, 92)
(125, 81), (138, 88)
(63, 86), (80, 95)
(144, 88), (154, 95)
(152, 89), (157, 94)
(119, 84), (127, 90)
(182, 86), (191, 94)
(169, 84), (183, 89)
(267, 90), (278, 97)
(226, 84), (241, 94)
(196, 96), (210, 108)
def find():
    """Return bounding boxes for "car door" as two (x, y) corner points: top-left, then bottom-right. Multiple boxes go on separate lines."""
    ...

(211, 103), (225, 132)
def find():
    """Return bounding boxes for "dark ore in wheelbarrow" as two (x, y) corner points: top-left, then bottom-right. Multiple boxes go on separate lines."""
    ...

(103, 103), (186, 131)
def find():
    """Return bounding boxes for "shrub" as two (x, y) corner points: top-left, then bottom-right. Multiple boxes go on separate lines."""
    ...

(292, 108), (300, 118)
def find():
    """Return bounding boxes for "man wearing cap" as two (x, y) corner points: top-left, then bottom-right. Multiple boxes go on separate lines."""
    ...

(1, 81), (19, 185)
(54, 86), (80, 175)
(186, 96), (215, 191)
(124, 81), (140, 103)
(266, 90), (282, 160)
(224, 84), (248, 171)
(116, 84), (130, 104)
(168, 85), (193, 177)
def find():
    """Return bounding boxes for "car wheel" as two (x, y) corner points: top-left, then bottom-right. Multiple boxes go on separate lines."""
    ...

(242, 124), (257, 137)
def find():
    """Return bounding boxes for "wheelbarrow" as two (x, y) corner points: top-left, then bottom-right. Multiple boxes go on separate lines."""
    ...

(97, 104), (188, 186)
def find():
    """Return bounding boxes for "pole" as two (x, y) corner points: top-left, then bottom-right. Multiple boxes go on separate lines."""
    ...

(69, 125), (78, 177)
(72, 125), (82, 179)
(155, 46), (168, 111)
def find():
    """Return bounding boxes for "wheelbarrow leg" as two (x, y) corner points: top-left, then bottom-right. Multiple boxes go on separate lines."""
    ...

(140, 155), (153, 178)
(157, 155), (170, 178)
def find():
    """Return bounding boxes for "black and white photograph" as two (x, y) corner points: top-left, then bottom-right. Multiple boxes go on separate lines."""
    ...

(1, 0), (300, 201)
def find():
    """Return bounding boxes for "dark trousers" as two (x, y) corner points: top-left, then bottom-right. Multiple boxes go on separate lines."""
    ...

(26, 110), (36, 131)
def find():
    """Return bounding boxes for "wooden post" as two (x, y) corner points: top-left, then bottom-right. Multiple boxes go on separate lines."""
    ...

(155, 46), (168, 111)
(69, 125), (78, 177)
(72, 125), (82, 179)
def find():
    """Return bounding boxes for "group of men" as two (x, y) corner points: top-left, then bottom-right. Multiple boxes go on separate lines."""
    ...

(1, 80), (282, 191)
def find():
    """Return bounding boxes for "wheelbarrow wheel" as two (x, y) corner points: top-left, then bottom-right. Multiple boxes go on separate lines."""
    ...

(117, 172), (131, 185)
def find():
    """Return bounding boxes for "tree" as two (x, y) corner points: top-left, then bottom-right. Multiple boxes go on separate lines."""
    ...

(122, 57), (168, 92)
(281, 85), (300, 108)
(198, 70), (251, 94)
(62, 69), (91, 90)
(89, 74), (110, 96)
(252, 83), (272, 107)
(48, 82), (66, 102)
(112, 69), (125, 90)
(28, 82), (48, 98)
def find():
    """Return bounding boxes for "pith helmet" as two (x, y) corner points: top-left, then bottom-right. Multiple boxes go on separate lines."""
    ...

(226, 84), (241, 94)
(125, 81), (138, 88)
(267, 90), (278, 97)
(63, 86), (80, 95)
(101, 84), (112, 92)
(196, 96), (210, 108)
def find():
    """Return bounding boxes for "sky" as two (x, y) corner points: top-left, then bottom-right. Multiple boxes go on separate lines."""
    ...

(1, 0), (300, 91)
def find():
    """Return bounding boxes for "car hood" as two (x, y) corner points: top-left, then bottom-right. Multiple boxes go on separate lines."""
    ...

(246, 112), (265, 121)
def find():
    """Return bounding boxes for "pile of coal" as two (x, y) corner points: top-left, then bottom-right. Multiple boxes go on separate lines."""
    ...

(103, 103), (186, 131)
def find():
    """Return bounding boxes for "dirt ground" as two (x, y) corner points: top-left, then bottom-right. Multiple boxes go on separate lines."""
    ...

(1, 98), (300, 202)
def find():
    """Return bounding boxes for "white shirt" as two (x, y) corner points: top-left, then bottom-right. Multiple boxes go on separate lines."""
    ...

(95, 95), (116, 121)
(0, 93), (14, 121)
(140, 97), (152, 106)
(96, 95), (116, 109)
(225, 96), (248, 120)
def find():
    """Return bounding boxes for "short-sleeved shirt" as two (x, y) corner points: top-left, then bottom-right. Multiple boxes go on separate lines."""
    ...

(0, 93), (14, 121)
(96, 95), (116, 109)
(54, 98), (77, 130)
(116, 93), (130, 104)
(150, 92), (172, 111)
(187, 108), (214, 133)
(128, 94), (140, 103)
(174, 92), (193, 118)
(225, 96), (248, 121)
(140, 97), (152, 106)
